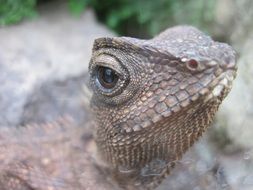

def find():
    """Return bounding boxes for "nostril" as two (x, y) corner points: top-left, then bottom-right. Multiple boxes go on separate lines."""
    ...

(227, 60), (237, 69)
(221, 56), (237, 70)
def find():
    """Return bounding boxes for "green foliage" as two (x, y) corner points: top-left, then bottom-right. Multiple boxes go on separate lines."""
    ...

(0, 0), (37, 26)
(68, 0), (88, 16)
(88, 0), (217, 37)
(0, 0), (217, 37)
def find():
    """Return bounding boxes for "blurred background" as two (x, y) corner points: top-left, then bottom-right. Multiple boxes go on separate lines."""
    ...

(0, 0), (253, 189)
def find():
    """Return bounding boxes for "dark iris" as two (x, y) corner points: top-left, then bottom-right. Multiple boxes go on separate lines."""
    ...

(97, 66), (119, 89)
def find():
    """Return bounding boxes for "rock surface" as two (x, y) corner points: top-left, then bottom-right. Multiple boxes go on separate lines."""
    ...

(215, 0), (253, 150)
(0, 2), (114, 126)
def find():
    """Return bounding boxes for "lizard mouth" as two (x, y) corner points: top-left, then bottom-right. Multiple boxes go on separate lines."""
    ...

(204, 69), (236, 102)
(204, 68), (237, 102)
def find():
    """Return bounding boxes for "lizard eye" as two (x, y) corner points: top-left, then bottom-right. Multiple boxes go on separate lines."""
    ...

(97, 66), (119, 89)
(89, 52), (136, 105)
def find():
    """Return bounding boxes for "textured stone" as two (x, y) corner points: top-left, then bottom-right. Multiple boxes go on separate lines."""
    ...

(214, 0), (253, 150)
(0, 3), (114, 126)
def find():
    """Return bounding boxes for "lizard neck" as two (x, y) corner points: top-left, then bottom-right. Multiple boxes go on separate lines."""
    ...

(93, 97), (221, 189)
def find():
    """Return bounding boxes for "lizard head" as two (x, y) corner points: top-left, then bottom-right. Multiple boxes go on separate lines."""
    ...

(89, 26), (237, 188)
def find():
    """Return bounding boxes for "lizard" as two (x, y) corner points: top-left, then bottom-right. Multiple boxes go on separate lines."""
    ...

(0, 25), (237, 190)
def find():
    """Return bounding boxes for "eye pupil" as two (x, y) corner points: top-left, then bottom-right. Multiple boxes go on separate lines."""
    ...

(104, 68), (114, 83)
(97, 66), (119, 89)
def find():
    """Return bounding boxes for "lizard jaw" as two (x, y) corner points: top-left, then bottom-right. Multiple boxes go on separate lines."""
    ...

(204, 69), (236, 102)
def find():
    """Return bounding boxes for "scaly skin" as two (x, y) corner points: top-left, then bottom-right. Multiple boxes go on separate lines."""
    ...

(89, 26), (237, 189)
(0, 26), (237, 190)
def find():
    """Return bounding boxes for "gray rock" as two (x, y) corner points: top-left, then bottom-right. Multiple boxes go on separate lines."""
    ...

(0, 3), (114, 126)
(214, 0), (253, 150)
